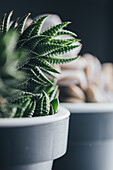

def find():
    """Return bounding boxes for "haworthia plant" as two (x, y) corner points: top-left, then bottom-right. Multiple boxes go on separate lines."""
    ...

(0, 11), (81, 117)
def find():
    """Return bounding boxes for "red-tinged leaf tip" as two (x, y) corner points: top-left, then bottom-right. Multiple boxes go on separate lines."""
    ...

(78, 39), (81, 41)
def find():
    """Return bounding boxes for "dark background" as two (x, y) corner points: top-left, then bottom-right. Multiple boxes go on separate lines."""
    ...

(0, 0), (113, 63)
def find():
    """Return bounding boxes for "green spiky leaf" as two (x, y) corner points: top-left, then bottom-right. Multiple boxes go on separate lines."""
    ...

(42, 91), (50, 115)
(0, 13), (6, 32)
(16, 13), (31, 34)
(17, 78), (45, 91)
(3, 11), (13, 32)
(19, 15), (48, 40)
(16, 39), (27, 48)
(49, 104), (54, 115)
(30, 15), (49, 36)
(47, 45), (80, 57)
(14, 98), (31, 117)
(50, 98), (58, 113)
(35, 91), (50, 116)
(34, 42), (63, 56)
(41, 67), (56, 78)
(18, 58), (60, 74)
(9, 17), (20, 30)
(40, 22), (70, 37)
(48, 38), (78, 45)
(55, 30), (77, 37)
(23, 100), (36, 117)
(49, 86), (58, 101)
(46, 56), (79, 64)
(22, 35), (49, 50)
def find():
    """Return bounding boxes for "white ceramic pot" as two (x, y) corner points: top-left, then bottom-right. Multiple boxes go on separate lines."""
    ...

(0, 106), (70, 170)
(54, 103), (113, 170)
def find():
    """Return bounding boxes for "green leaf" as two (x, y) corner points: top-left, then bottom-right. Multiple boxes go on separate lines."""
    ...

(9, 17), (20, 30)
(42, 91), (50, 115)
(23, 100), (36, 117)
(49, 86), (58, 101)
(40, 22), (70, 37)
(18, 58), (60, 74)
(11, 95), (32, 105)
(41, 67), (56, 78)
(48, 38), (77, 45)
(55, 30), (77, 37)
(24, 67), (52, 85)
(0, 13), (6, 32)
(23, 35), (49, 50)
(35, 91), (50, 116)
(34, 42), (63, 56)
(14, 98), (31, 117)
(16, 13), (31, 34)
(46, 85), (54, 94)
(50, 98), (58, 113)
(17, 78), (45, 91)
(3, 11), (13, 32)
(19, 15), (49, 40)
(46, 56), (79, 64)
(30, 15), (49, 36)
(16, 39), (27, 48)
(49, 104), (54, 115)
(36, 96), (44, 116)
(19, 23), (36, 40)
(38, 59), (60, 74)
(33, 66), (52, 84)
(47, 45), (80, 57)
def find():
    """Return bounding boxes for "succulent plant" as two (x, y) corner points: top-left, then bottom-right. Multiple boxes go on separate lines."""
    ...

(0, 11), (80, 117)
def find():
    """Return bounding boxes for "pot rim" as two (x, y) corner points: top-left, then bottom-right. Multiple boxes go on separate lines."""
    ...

(0, 106), (70, 127)
(61, 103), (113, 113)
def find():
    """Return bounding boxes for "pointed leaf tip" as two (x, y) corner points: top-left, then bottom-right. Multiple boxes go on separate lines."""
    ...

(28, 13), (31, 16)
(10, 10), (13, 14)
(67, 21), (71, 24)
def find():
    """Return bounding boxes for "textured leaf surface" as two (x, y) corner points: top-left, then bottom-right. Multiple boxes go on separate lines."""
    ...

(49, 104), (54, 115)
(46, 56), (79, 64)
(30, 15), (49, 36)
(34, 42), (63, 56)
(0, 13), (6, 32)
(9, 17), (20, 30)
(14, 99), (31, 117)
(16, 13), (30, 34)
(18, 58), (60, 74)
(23, 35), (49, 50)
(3, 11), (13, 32)
(19, 15), (48, 40)
(23, 100), (36, 117)
(42, 91), (50, 115)
(49, 86), (58, 101)
(47, 45), (79, 57)
(55, 30), (77, 37)
(41, 22), (70, 37)
(49, 38), (78, 45)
